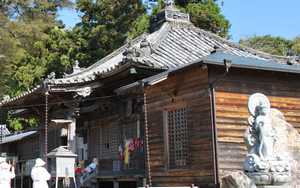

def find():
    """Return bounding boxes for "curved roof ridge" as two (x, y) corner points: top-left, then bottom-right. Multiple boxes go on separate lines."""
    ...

(147, 22), (172, 50)
(62, 33), (148, 79)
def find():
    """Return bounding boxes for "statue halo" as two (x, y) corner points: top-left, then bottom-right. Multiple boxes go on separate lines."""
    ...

(248, 93), (270, 116)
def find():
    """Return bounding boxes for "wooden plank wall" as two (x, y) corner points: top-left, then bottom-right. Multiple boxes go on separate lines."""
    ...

(145, 67), (215, 187)
(212, 67), (300, 181)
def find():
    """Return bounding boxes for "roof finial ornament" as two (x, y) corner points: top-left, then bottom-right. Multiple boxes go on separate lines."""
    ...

(73, 60), (82, 74)
(165, 0), (175, 9)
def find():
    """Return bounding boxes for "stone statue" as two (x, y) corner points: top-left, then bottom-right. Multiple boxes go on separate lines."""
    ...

(244, 93), (291, 186)
(0, 157), (15, 188)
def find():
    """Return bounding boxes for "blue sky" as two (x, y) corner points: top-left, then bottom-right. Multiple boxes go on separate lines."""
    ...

(58, 1), (300, 42)
(221, 0), (300, 41)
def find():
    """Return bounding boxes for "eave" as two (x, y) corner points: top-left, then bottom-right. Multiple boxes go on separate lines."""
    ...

(0, 62), (163, 109)
(203, 51), (300, 74)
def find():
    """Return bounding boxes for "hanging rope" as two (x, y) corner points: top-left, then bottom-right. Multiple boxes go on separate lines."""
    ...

(44, 91), (49, 166)
(143, 91), (152, 186)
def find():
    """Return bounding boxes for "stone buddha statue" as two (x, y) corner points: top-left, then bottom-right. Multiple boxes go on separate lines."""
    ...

(244, 93), (291, 186)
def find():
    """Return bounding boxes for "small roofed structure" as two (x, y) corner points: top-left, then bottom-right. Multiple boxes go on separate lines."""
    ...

(0, 131), (36, 145)
(47, 146), (77, 188)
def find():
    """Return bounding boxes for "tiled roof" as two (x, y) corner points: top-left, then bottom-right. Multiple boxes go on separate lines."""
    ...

(141, 51), (300, 87)
(49, 35), (148, 85)
(50, 22), (292, 86)
(0, 8), (296, 106)
(0, 131), (37, 144)
(0, 85), (43, 106)
(204, 51), (300, 74)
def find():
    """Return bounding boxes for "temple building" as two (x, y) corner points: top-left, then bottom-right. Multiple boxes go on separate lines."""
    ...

(1, 3), (300, 188)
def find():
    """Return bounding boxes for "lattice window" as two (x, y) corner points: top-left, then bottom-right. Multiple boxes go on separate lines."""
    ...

(101, 124), (121, 159)
(165, 107), (189, 169)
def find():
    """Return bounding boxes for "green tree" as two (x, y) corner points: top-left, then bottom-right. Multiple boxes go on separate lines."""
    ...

(7, 115), (39, 131)
(184, 1), (230, 37)
(292, 37), (300, 55)
(239, 35), (293, 56)
(128, 13), (150, 39)
(153, 0), (230, 37)
(73, 0), (146, 67)
(11, 26), (76, 94)
(0, 0), (74, 96)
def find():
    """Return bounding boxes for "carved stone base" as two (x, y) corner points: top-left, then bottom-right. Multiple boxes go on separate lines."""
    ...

(246, 172), (291, 185)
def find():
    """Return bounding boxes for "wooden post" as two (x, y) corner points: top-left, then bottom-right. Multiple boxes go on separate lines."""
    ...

(68, 117), (76, 153)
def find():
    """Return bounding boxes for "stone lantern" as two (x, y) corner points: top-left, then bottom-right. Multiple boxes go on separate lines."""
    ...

(47, 146), (77, 188)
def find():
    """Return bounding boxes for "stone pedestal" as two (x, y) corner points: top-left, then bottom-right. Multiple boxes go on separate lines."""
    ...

(246, 171), (291, 186)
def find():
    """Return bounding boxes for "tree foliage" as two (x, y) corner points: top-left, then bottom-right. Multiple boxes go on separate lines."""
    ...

(292, 37), (300, 55)
(240, 35), (300, 56)
(152, 0), (229, 37)
(184, 1), (230, 37)
(72, 0), (146, 67)
(8, 115), (39, 131)
(0, 0), (74, 97)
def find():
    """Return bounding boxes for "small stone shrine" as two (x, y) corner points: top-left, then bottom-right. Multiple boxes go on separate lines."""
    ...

(244, 93), (292, 187)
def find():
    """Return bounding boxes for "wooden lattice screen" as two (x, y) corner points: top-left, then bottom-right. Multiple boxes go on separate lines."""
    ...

(101, 123), (121, 159)
(167, 107), (189, 168)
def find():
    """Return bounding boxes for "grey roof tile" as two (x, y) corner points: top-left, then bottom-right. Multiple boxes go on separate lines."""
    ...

(1, 19), (296, 106)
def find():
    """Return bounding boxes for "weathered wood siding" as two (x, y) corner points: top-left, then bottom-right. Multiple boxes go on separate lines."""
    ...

(212, 67), (300, 179)
(145, 67), (215, 187)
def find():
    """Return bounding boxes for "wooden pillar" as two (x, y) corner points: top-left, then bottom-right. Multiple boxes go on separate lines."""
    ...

(68, 117), (76, 153)
(38, 105), (46, 159)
